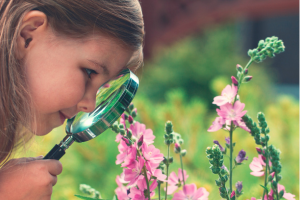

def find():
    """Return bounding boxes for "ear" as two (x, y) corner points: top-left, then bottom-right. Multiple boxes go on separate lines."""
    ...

(16, 11), (48, 59)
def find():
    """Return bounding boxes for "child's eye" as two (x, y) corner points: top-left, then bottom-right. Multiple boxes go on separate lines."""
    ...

(84, 68), (98, 79)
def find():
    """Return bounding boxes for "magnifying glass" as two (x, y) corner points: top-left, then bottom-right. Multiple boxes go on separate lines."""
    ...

(43, 69), (138, 160)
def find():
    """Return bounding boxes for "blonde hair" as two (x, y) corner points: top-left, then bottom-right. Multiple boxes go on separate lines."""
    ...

(0, 0), (144, 165)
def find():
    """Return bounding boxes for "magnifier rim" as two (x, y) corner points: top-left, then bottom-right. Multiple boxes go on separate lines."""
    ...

(65, 69), (139, 142)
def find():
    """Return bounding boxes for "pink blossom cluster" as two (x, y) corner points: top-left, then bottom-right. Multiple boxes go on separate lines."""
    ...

(249, 155), (295, 200)
(115, 114), (166, 200)
(114, 112), (209, 200)
(208, 84), (250, 132)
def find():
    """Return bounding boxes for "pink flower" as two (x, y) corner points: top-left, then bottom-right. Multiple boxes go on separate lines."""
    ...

(208, 101), (249, 132)
(165, 168), (189, 195)
(123, 156), (144, 185)
(216, 101), (247, 122)
(213, 84), (238, 106)
(208, 117), (225, 132)
(116, 140), (131, 165)
(130, 122), (155, 145)
(173, 184), (209, 200)
(128, 177), (157, 200)
(269, 183), (296, 200)
(115, 175), (129, 200)
(142, 144), (164, 165)
(249, 155), (271, 177)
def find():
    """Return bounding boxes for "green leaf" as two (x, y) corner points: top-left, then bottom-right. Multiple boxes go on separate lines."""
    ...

(259, 185), (269, 194)
(74, 194), (101, 200)
(112, 195), (118, 200)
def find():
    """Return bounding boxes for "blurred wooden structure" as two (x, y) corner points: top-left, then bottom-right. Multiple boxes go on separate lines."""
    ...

(141, 0), (299, 59)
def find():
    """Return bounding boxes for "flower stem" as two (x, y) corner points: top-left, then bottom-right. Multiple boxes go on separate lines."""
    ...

(262, 142), (269, 200)
(229, 121), (234, 193)
(180, 154), (186, 187)
(158, 183), (161, 200)
(244, 59), (253, 70)
(165, 145), (170, 200)
(142, 164), (151, 200)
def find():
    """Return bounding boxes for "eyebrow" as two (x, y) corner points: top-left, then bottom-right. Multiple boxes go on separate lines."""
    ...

(87, 59), (110, 76)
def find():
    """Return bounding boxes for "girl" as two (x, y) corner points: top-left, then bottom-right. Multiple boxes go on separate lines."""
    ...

(0, 0), (144, 199)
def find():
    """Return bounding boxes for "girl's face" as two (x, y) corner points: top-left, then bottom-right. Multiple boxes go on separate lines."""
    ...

(23, 30), (135, 136)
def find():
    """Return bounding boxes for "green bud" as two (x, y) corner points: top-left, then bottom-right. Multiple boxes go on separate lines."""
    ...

(247, 49), (254, 57)
(206, 147), (213, 155)
(131, 110), (137, 118)
(272, 181), (278, 189)
(119, 124), (124, 129)
(220, 175), (228, 182)
(268, 174), (274, 182)
(168, 157), (173, 164)
(236, 64), (243, 72)
(120, 129), (126, 136)
(220, 192), (228, 198)
(181, 149), (187, 156)
(209, 160), (215, 165)
(165, 121), (173, 134)
(178, 139), (184, 144)
(128, 104), (134, 111)
(243, 76), (253, 82)
(258, 40), (265, 49)
(220, 168), (227, 176)
(127, 130), (132, 139)
(210, 166), (220, 174)
(218, 159), (224, 167)
(207, 154), (213, 159)
(165, 139), (172, 145)
(279, 190), (284, 198)
(215, 179), (222, 187)
(277, 174), (282, 181)
(163, 157), (168, 165)
(265, 135), (270, 142)
(219, 187), (227, 194)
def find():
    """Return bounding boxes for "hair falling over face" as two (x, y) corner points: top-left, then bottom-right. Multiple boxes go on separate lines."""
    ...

(0, 0), (144, 165)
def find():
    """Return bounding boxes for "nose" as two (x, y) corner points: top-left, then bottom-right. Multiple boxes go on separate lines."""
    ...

(77, 91), (97, 113)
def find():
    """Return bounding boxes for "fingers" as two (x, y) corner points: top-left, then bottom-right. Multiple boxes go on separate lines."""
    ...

(41, 159), (63, 176)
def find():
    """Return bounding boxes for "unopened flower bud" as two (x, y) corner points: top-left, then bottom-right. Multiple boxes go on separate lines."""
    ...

(174, 143), (181, 153)
(256, 147), (262, 154)
(180, 149), (187, 156)
(131, 110), (137, 118)
(219, 187), (227, 194)
(165, 121), (173, 134)
(279, 189), (285, 198)
(268, 172), (275, 182)
(120, 129), (126, 136)
(128, 115), (134, 124)
(230, 191), (236, 198)
(119, 124), (124, 129)
(163, 157), (168, 165)
(244, 69), (248, 75)
(122, 137), (130, 146)
(128, 103), (134, 111)
(137, 135), (143, 147)
(236, 64), (243, 72)
(243, 76), (253, 82)
(261, 155), (266, 162)
(231, 76), (238, 86)
(258, 40), (265, 49)
(178, 139), (184, 144)
(206, 147), (213, 155)
(215, 179), (222, 187)
(127, 129), (132, 139)
(235, 181), (243, 193)
(168, 157), (173, 163)
(123, 114), (129, 120)
(165, 139), (172, 145)
(272, 181), (277, 189)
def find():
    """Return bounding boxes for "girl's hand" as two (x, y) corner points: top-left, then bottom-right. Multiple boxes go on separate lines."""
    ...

(0, 156), (63, 200)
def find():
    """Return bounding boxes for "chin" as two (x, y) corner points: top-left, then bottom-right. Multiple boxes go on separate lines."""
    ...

(35, 126), (53, 136)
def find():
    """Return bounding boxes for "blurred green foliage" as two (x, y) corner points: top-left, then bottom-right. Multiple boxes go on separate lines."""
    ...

(18, 24), (298, 200)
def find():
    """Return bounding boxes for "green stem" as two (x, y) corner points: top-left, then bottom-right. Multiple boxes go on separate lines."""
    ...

(142, 165), (151, 200)
(165, 145), (170, 200)
(229, 121), (234, 193)
(275, 173), (279, 200)
(180, 154), (185, 187)
(158, 183), (161, 200)
(262, 143), (269, 200)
